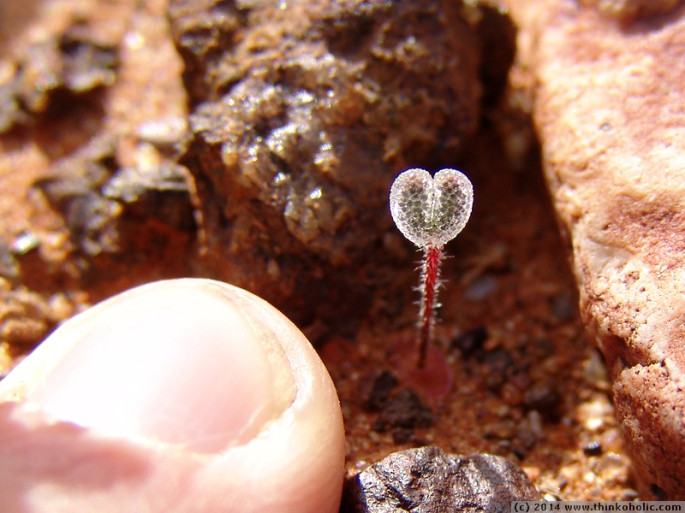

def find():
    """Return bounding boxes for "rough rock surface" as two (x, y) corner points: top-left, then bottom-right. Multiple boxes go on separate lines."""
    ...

(0, 0), (641, 502)
(342, 446), (540, 512)
(510, 0), (685, 498)
(0, 0), (195, 347)
(0, 23), (117, 134)
(167, 0), (502, 327)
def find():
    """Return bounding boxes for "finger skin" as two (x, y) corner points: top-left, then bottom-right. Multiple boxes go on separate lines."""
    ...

(0, 278), (345, 513)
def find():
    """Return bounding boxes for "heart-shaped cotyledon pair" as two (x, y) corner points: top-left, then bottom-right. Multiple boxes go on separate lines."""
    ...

(389, 168), (474, 367)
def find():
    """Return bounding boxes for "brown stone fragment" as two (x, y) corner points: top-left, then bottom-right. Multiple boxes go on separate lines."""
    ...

(0, 22), (118, 134)
(511, 0), (685, 498)
(168, 0), (485, 326)
(343, 446), (540, 513)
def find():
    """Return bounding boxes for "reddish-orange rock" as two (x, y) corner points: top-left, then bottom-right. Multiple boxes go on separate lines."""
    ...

(512, 0), (685, 498)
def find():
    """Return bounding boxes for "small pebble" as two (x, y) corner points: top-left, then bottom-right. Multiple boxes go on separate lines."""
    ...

(534, 338), (555, 358)
(391, 427), (416, 445)
(582, 350), (610, 389)
(651, 484), (668, 500)
(583, 441), (602, 457)
(518, 428), (538, 451)
(523, 382), (562, 419)
(359, 370), (398, 412)
(452, 325), (488, 354)
(512, 446), (527, 460)
(550, 289), (576, 321)
(372, 389), (434, 433)
(464, 274), (498, 301)
(620, 489), (640, 500)
(11, 231), (40, 254)
(135, 116), (187, 146)
(483, 347), (514, 375)
(344, 446), (540, 512)
(576, 395), (613, 432)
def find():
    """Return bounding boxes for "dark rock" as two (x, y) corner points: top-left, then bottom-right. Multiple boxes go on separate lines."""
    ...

(583, 441), (602, 457)
(390, 427), (417, 445)
(35, 138), (120, 257)
(63, 192), (121, 257)
(103, 162), (195, 232)
(168, 0), (486, 325)
(343, 446), (540, 513)
(483, 347), (514, 376)
(452, 325), (488, 355)
(372, 389), (434, 433)
(359, 370), (398, 412)
(0, 29), (117, 133)
(651, 484), (669, 501)
(53, 33), (118, 93)
(550, 289), (576, 322)
(523, 382), (562, 421)
(34, 136), (194, 281)
(482, 347), (514, 390)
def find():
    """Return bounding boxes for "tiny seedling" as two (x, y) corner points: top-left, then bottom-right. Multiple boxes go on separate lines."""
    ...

(389, 168), (473, 368)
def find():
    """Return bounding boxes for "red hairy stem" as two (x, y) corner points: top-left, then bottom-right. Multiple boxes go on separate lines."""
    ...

(418, 245), (442, 368)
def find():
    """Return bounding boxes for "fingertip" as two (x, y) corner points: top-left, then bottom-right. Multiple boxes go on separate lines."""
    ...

(0, 279), (345, 513)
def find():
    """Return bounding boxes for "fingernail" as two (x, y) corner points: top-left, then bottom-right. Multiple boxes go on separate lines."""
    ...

(0, 280), (296, 454)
